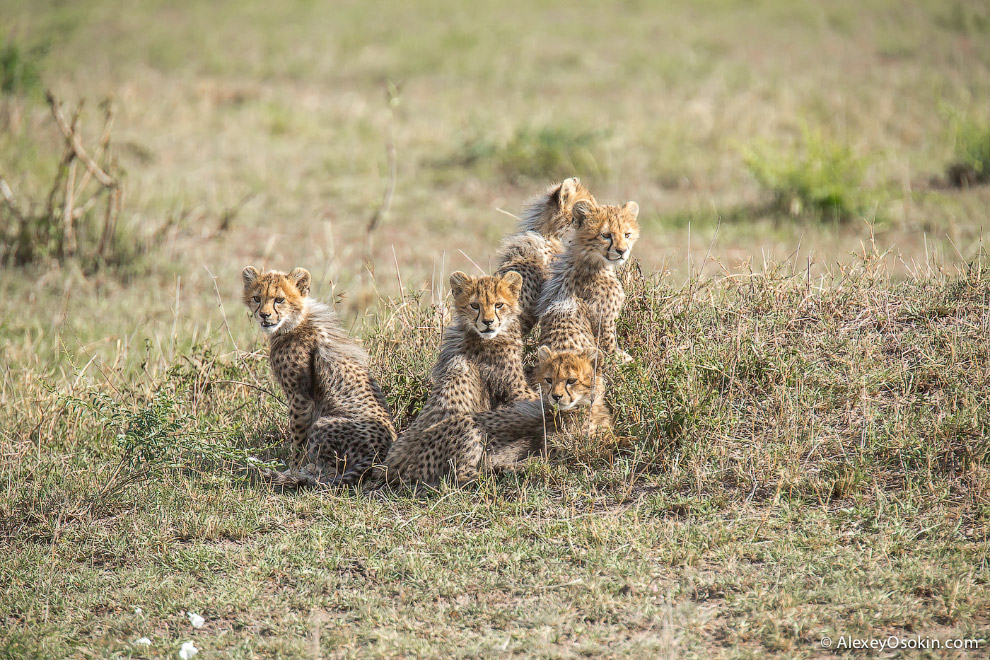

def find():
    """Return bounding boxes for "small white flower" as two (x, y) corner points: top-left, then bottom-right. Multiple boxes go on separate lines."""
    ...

(134, 607), (143, 616)
(187, 611), (205, 628)
(134, 637), (151, 645)
(179, 641), (199, 659)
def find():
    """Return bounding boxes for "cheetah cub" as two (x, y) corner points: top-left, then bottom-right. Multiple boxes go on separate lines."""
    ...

(242, 266), (396, 486)
(379, 270), (533, 485)
(407, 270), (534, 432)
(380, 345), (610, 486)
(538, 200), (640, 361)
(530, 346), (611, 436)
(494, 177), (597, 335)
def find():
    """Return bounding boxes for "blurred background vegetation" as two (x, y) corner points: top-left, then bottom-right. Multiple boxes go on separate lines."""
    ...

(2, 1), (988, 310)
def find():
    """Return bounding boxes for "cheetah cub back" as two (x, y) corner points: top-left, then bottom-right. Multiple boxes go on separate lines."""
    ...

(494, 177), (597, 335)
(242, 266), (396, 486)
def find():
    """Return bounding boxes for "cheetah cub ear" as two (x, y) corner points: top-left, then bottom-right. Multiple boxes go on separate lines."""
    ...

(623, 201), (640, 220)
(289, 267), (311, 296)
(242, 266), (260, 288)
(500, 270), (523, 299)
(536, 345), (554, 363)
(449, 271), (472, 298)
(571, 200), (594, 226)
(581, 347), (600, 364)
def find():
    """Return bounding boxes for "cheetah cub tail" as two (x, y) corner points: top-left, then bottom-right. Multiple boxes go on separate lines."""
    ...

(255, 463), (345, 489)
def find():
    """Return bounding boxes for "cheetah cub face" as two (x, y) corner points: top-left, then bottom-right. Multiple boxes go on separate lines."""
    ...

(242, 266), (312, 335)
(449, 270), (523, 339)
(534, 346), (601, 411)
(572, 200), (641, 266)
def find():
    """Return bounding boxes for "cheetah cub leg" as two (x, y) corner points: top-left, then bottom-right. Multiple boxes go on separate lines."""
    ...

(451, 423), (486, 484)
(308, 416), (393, 486)
(600, 317), (633, 364)
(287, 394), (316, 468)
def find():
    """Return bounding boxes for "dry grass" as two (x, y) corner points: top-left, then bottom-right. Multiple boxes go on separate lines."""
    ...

(2, 253), (988, 658)
(2, 0), (990, 657)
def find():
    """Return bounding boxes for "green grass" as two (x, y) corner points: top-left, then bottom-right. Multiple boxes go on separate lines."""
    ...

(2, 258), (989, 658)
(3, 0), (990, 656)
(3, 0), (988, 295)
(948, 116), (990, 185)
(742, 126), (879, 222)
(0, 38), (46, 97)
(450, 123), (611, 183)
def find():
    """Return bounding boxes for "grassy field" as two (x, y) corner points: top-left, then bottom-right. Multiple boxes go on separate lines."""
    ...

(1, 0), (989, 657)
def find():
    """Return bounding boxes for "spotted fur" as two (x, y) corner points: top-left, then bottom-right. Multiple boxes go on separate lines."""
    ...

(379, 346), (609, 486)
(242, 266), (396, 486)
(409, 270), (534, 430)
(494, 178), (597, 334)
(378, 271), (535, 485)
(538, 200), (640, 360)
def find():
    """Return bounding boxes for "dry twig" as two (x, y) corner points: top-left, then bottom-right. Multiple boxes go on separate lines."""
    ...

(3, 92), (124, 266)
(46, 91), (117, 188)
(0, 176), (25, 222)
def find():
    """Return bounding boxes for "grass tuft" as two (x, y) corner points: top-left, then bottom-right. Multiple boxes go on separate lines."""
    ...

(742, 126), (877, 222)
(946, 116), (990, 187)
(451, 123), (610, 183)
(0, 96), (145, 273)
(0, 39), (46, 97)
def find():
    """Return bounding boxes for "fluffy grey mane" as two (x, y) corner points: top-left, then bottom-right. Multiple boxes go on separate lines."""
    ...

(518, 181), (564, 236)
(537, 248), (579, 315)
(306, 299), (371, 368)
(496, 230), (554, 264)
